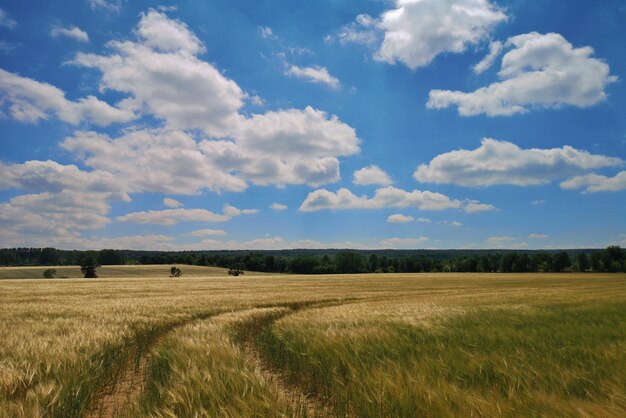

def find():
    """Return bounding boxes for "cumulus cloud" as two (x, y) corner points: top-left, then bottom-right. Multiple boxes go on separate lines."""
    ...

(333, 1), (506, 69)
(428, 32), (618, 116)
(375, 0), (506, 69)
(386, 214), (414, 223)
(0, 68), (136, 126)
(560, 171), (626, 193)
(0, 231), (177, 251)
(486, 235), (528, 249)
(473, 40), (503, 74)
(380, 237), (429, 248)
(0, 159), (128, 198)
(65, 10), (359, 188)
(116, 204), (257, 226)
(285, 65), (341, 89)
(299, 186), (462, 212)
(163, 198), (182, 208)
(440, 220), (463, 227)
(259, 26), (279, 40)
(183, 236), (371, 251)
(0, 190), (120, 249)
(464, 200), (497, 213)
(414, 138), (623, 187)
(50, 25), (89, 42)
(327, 14), (379, 46)
(62, 129), (248, 194)
(88, 0), (121, 12)
(353, 165), (393, 186)
(417, 217), (432, 223)
(189, 229), (227, 237)
(270, 203), (288, 211)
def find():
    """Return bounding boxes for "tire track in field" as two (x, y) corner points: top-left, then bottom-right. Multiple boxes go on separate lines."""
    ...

(233, 299), (356, 418)
(86, 298), (356, 418)
(85, 312), (217, 418)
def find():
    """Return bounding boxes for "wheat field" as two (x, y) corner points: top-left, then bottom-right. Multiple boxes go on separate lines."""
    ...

(1, 267), (625, 417)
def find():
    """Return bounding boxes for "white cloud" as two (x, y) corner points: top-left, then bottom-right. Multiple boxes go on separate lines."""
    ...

(440, 220), (463, 227)
(414, 138), (623, 187)
(386, 214), (414, 223)
(375, 0), (506, 69)
(163, 198), (182, 208)
(0, 68), (136, 126)
(259, 26), (279, 40)
(66, 10), (359, 188)
(62, 129), (248, 194)
(0, 159), (128, 198)
(270, 203), (288, 211)
(88, 0), (121, 12)
(353, 165), (393, 186)
(417, 217), (432, 223)
(0, 231), (177, 251)
(560, 171), (626, 193)
(299, 186), (462, 212)
(486, 236), (528, 249)
(529, 233), (548, 239)
(186, 237), (371, 251)
(189, 229), (227, 237)
(50, 25), (89, 42)
(0, 8), (17, 29)
(464, 200), (497, 213)
(473, 40), (503, 74)
(0, 190), (120, 248)
(286, 65), (341, 89)
(116, 204), (257, 226)
(380, 237), (429, 248)
(328, 14), (379, 46)
(531, 200), (545, 206)
(71, 10), (241, 137)
(428, 32), (617, 116)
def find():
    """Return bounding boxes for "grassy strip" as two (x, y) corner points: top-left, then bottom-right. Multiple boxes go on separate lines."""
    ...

(255, 302), (626, 417)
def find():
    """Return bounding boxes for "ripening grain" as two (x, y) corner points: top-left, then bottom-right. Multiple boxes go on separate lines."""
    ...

(1, 271), (624, 417)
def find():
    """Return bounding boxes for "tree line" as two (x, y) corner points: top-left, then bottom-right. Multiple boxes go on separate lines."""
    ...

(1, 246), (625, 274)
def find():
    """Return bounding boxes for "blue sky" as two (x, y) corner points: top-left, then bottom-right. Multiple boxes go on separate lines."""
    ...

(0, 0), (625, 250)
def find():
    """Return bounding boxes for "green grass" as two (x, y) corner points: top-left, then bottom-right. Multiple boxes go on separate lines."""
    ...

(257, 302), (626, 417)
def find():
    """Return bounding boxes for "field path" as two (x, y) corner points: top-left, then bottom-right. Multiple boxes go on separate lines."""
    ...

(87, 299), (353, 418)
(86, 346), (152, 418)
(233, 300), (357, 418)
(85, 313), (216, 418)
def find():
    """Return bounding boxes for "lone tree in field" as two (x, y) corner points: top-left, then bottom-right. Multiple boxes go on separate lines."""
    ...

(80, 257), (100, 278)
(170, 266), (182, 277)
(228, 263), (245, 276)
(43, 269), (56, 279)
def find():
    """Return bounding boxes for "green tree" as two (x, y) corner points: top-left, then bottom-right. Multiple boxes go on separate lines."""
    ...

(334, 251), (365, 274)
(552, 251), (571, 272)
(228, 263), (245, 276)
(43, 268), (56, 279)
(39, 247), (59, 265)
(169, 266), (182, 277)
(98, 249), (123, 265)
(80, 257), (100, 278)
(576, 253), (590, 272)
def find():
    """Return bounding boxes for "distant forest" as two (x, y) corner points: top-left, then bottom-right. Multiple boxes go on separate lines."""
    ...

(1, 246), (625, 274)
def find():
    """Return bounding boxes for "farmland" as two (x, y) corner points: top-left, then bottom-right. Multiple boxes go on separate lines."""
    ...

(1, 267), (625, 417)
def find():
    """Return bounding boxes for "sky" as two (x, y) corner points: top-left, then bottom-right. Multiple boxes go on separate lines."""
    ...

(0, 0), (625, 251)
